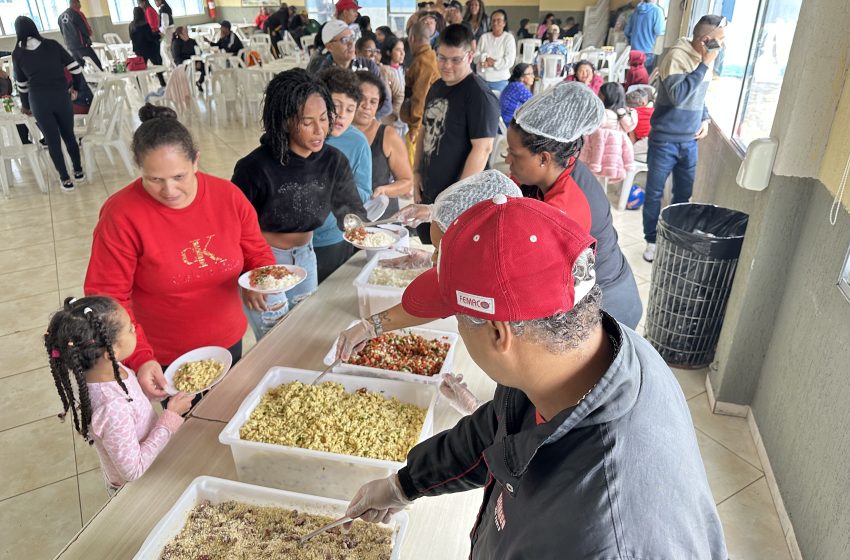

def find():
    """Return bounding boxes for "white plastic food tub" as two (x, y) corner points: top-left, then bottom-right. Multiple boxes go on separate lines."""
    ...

(133, 476), (408, 560)
(324, 321), (458, 386)
(219, 367), (438, 500)
(353, 249), (428, 318)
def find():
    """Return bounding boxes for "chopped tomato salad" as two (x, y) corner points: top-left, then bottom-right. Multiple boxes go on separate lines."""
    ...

(347, 333), (450, 376)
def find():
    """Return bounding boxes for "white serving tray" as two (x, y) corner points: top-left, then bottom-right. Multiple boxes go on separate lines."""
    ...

(133, 476), (408, 559)
(218, 367), (438, 500)
(324, 321), (458, 386)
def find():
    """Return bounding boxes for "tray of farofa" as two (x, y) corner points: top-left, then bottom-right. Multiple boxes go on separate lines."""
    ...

(133, 476), (408, 559)
(219, 367), (439, 500)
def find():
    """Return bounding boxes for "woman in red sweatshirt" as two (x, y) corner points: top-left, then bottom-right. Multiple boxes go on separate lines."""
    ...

(84, 104), (274, 401)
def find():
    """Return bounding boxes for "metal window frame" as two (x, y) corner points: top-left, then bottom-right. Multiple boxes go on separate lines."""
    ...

(839, 243), (850, 303)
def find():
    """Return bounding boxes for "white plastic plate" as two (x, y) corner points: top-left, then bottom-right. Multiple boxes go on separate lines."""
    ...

(164, 346), (233, 396)
(344, 226), (400, 251)
(238, 265), (307, 294)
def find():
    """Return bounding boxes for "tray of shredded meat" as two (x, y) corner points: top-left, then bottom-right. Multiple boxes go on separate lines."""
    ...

(133, 476), (407, 560)
(219, 368), (438, 500)
(324, 321), (458, 385)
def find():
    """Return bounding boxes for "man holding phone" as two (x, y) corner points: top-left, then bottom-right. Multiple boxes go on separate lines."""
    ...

(641, 14), (726, 263)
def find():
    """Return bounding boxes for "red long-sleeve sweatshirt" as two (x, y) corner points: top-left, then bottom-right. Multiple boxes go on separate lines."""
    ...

(84, 173), (274, 370)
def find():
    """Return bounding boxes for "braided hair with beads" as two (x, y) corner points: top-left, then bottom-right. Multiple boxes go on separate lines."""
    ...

(44, 296), (131, 443)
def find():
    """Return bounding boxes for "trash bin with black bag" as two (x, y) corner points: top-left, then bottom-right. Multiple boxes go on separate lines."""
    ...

(645, 203), (749, 368)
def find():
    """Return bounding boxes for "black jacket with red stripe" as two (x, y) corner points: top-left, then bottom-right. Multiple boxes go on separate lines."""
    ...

(397, 315), (727, 559)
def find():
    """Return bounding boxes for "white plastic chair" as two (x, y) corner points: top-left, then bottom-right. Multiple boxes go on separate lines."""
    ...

(615, 160), (648, 210)
(276, 31), (303, 63)
(0, 117), (48, 195)
(518, 39), (541, 64)
(600, 46), (630, 83)
(572, 32), (583, 52)
(238, 69), (267, 127)
(249, 34), (274, 62)
(206, 68), (240, 125)
(78, 92), (135, 178)
(488, 118), (508, 169)
(103, 33), (123, 45)
(300, 34), (317, 55)
(539, 54), (566, 92)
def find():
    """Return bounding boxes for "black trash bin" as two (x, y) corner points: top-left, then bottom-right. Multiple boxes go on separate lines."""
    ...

(645, 203), (749, 368)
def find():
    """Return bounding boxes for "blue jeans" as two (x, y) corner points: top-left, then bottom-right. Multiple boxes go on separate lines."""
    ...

(486, 79), (509, 93)
(644, 53), (657, 75)
(244, 242), (318, 339)
(642, 138), (698, 243)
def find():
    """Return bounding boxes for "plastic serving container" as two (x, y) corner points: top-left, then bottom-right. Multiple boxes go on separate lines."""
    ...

(324, 321), (458, 386)
(219, 367), (438, 500)
(133, 476), (408, 560)
(353, 249), (429, 318)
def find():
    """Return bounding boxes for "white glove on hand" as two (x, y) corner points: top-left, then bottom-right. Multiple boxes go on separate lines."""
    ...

(345, 474), (412, 526)
(378, 248), (434, 270)
(335, 318), (377, 361)
(439, 373), (483, 415)
(392, 204), (433, 228)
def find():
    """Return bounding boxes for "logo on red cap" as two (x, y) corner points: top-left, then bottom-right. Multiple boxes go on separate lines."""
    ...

(456, 290), (495, 315)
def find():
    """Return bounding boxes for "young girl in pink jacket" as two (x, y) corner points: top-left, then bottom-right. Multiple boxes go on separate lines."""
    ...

(580, 82), (636, 181)
(44, 296), (192, 494)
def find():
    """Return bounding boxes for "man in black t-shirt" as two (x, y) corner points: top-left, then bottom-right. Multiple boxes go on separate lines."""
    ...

(414, 24), (499, 243)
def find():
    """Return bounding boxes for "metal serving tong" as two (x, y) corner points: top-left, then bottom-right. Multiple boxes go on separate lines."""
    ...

(310, 358), (340, 385)
(297, 515), (353, 547)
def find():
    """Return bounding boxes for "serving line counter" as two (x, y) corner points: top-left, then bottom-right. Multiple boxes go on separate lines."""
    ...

(56, 252), (496, 559)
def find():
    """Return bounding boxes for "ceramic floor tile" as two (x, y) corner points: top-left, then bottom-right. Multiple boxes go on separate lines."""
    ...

(0, 367), (61, 432)
(0, 265), (59, 303)
(0, 193), (50, 215)
(718, 478), (791, 560)
(0, 242), (56, 275)
(0, 417), (76, 500)
(688, 393), (762, 469)
(0, 476), (82, 560)
(0, 292), (60, 337)
(672, 367), (707, 400)
(0, 326), (50, 379)
(78, 468), (110, 524)
(0, 205), (51, 232)
(0, 223), (55, 251)
(54, 235), (94, 264)
(620, 241), (654, 283)
(696, 430), (763, 504)
(50, 201), (103, 224)
(74, 433), (103, 474)
(57, 258), (90, 290)
(51, 217), (98, 242)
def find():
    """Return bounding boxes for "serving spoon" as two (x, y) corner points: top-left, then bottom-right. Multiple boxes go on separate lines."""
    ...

(298, 515), (353, 547)
(343, 213), (399, 231)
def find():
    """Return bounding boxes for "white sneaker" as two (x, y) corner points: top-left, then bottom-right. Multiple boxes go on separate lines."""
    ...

(643, 242), (656, 263)
(60, 180), (75, 193)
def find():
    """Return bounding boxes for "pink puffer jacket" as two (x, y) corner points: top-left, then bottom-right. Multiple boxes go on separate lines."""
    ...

(579, 112), (636, 181)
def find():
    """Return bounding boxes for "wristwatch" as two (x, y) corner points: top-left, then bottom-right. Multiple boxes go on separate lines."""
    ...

(369, 313), (384, 336)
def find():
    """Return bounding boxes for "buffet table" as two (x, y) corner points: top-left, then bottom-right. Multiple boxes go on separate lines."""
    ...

(56, 252), (497, 559)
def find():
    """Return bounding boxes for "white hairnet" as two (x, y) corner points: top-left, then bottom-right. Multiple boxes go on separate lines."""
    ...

(433, 170), (522, 231)
(514, 81), (605, 143)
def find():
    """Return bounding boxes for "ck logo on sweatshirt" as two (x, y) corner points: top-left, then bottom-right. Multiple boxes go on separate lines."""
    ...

(456, 290), (495, 315)
(181, 235), (226, 268)
(494, 491), (506, 531)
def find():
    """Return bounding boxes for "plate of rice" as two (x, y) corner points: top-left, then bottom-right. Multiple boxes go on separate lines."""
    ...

(343, 226), (400, 250)
(239, 265), (307, 294)
(164, 346), (233, 396)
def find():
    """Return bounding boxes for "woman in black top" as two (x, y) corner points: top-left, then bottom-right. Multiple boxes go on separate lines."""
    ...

(353, 72), (412, 220)
(129, 7), (166, 86)
(231, 69), (367, 339)
(12, 16), (84, 192)
(171, 26), (204, 92)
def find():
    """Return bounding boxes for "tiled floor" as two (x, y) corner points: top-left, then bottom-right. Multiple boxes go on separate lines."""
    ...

(0, 110), (791, 560)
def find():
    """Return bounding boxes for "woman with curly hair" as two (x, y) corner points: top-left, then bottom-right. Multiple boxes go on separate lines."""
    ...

(231, 68), (367, 337)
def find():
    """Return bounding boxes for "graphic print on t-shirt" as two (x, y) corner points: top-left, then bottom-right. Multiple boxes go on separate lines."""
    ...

(180, 234), (226, 268)
(422, 97), (449, 164)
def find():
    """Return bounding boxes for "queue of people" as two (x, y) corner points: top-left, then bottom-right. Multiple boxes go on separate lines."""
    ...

(25, 4), (732, 556)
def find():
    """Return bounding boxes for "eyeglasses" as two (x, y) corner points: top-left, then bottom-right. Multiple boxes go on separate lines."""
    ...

(437, 52), (470, 66)
(361, 48), (379, 54)
(330, 35), (355, 46)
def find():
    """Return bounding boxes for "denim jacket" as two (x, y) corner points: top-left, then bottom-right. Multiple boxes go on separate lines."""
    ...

(398, 314), (727, 559)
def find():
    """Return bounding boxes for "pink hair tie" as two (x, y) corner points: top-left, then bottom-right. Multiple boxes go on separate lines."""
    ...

(50, 349), (61, 358)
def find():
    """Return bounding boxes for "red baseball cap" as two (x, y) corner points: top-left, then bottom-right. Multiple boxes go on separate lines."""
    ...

(336, 0), (361, 11)
(402, 196), (597, 321)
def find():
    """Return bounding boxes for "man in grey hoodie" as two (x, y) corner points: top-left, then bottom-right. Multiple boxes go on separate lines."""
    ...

(642, 14), (725, 262)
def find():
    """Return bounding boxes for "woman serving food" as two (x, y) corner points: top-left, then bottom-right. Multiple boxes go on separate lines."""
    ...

(85, 104), (274, 401)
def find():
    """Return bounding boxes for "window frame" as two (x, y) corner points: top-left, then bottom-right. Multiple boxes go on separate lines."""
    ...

(839, 243), (850, 303)
(0, 0), (60, 36)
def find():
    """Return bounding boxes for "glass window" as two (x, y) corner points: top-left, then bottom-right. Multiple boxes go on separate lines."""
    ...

(109, 0), (204, 24)
(733, 0), (803, 146)
(840, 244), (850, 303)
(0, 0), (60, 36)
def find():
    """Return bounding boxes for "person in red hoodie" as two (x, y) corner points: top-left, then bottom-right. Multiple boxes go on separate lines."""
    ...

(85, 104), (274, 402)
(624, 50), (649, 90)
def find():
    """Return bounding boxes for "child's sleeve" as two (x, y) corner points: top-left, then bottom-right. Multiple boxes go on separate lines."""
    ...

(90, 400), (184, 482)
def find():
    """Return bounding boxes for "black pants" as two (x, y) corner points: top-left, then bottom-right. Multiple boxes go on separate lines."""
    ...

(144, 52), (167, 87)
(315, 241), (357, 283)
(160, 340), (243, 411)
(71, 46), (103, 71)
(29, 89), (81, 182)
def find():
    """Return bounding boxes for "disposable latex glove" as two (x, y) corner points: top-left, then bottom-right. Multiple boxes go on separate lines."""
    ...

(335, 318), (377, 361)
(439, 373), (483, 415)
(345, 474), (412, 527)
(378, 248), (434, 270)
(392, 204), (433, 228)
